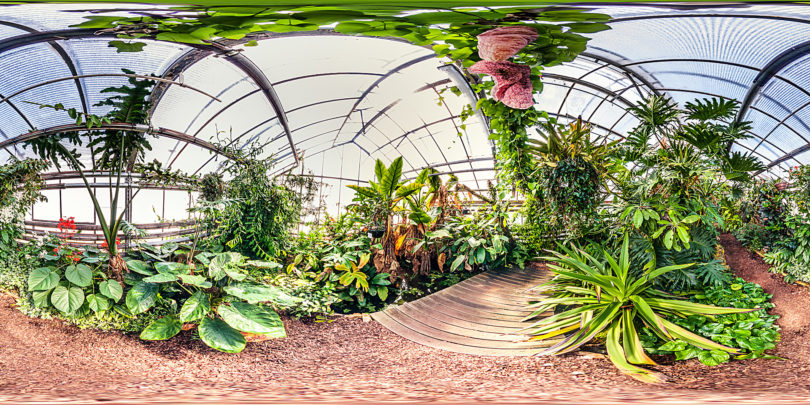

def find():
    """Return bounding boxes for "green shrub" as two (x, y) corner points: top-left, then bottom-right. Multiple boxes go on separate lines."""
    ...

(642, 277), (779, 363)
(262, 273), (340, 318)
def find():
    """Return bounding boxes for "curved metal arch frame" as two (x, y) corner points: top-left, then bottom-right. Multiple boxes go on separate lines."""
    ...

(596, 11), (810, 175)
(148, 32), (484, 182)
(619, 57), (810, 153)
(0, 28), (298, 165)
(0, 122), (236, 161)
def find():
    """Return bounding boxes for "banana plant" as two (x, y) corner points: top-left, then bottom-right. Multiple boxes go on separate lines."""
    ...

(348, 156), (424, 275)
(525, 235), (754, 383)
(347, 156), (424, 226)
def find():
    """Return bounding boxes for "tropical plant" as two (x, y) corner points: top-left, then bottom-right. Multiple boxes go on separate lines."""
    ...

(623, 95), (763, 183)
(347, 156), (423, 277)
(528, 117), (620, 218)
(525, 235), (753, 383)
(0, 158), (47, 253)
(642, 277), (780, 364)
(22, 75), (156, 286)
(130, 250), (299, 353)
(27, 233), (122, 318)
(200, 142), (302, 261)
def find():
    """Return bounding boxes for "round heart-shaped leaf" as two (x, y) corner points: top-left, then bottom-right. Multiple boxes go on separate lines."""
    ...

(51, 285), (85, 314)
(140, 316), (182, 340)
(179, 291), (211, 323)
(99, 280), (123, 302)
(217, 302), (285, 337)
(126, 282), (158, 314)
(65, 264), (93, 287)
(86, 293), (111, 313)
(28, 267), (59, 291)
(198, 317), (246, 353)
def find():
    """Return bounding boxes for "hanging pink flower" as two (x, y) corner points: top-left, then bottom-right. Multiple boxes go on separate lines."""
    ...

(469, 61), (535, 109)
(477, 26), (539, 61)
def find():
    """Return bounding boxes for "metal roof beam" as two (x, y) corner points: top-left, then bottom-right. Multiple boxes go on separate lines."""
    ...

(0, 122), (234, 160)
(0, 28), (298, 165)
(736, 40), (810, 123)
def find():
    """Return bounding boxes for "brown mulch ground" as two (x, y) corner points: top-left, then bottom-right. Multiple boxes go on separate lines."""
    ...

(2, 234), (810, 404)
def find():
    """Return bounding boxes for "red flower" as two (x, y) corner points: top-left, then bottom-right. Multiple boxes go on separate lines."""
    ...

(469, 61), (534, 109)
(477, 25), (539, 61)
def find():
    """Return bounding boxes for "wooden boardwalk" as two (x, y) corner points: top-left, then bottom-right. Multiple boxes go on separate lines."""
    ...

(372, 265), (559, 356)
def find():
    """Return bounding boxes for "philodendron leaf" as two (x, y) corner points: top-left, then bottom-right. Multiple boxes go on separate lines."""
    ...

(126, 282), (158, 314)
(179, 291), (211, 323)
(28, 267), (59, 291)
(142, 273), (179, 283)
(86, 294), (111, 313)
(223, 266), (247, 282)
(217, 302), (286, 337)
(65, 264), (93, 287)
(698, 349), (730, 366)
(223, 283), (300, 306)
(32, 290), (51, 308)
(51, 285), (85, 314)
(208, 256), (227, 281)
(246, 260), (282, 270)
(178, 274), (213, 288)
(198, 316), (246, 353)
(140, 316), (182, 340)
(99, 279), (123, 302)
(125, 259), (154, 275)
(155, 262), (190, 275)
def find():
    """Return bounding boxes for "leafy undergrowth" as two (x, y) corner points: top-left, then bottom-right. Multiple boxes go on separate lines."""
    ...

(641, 277), (780, 365)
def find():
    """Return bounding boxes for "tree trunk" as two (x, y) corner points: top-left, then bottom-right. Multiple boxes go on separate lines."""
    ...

(108, 254), (129, 288)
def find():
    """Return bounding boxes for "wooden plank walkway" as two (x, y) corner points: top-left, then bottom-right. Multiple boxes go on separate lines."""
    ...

(372, 265), (559, 356)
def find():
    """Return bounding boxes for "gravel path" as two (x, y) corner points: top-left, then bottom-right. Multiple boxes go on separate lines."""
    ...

(1, 234), (809, 404)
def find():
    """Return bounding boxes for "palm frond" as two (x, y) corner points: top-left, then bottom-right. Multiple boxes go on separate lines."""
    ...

(684, 97), (738, 122)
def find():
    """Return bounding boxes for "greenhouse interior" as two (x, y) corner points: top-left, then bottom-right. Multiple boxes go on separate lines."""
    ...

(3, 0), (810, 403)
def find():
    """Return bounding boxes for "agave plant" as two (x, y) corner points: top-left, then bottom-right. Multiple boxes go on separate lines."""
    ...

(525, 235), (753, 383)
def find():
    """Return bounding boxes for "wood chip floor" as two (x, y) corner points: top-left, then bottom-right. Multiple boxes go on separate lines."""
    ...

(372, 266), (560, 356)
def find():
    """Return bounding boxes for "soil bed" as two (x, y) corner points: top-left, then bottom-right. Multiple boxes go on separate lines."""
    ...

(1, 234), (810, 403)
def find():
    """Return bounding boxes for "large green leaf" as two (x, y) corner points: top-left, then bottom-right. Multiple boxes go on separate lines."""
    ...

(27, 267), (59, 291)
(86, 294), (111, 313)
(208, 255), (228, 281)
(178, 274), (213, 288)
(179, 291), (211, 323)
(126, 282), (158, 314)
(51, 285), (85, 314)
(125, 259), (154, 275)
(98, 279), (123, 302)
(217, 302), (286, 337)
(65, 264), (93, 287)
(605, 322), (663, 383)
(698, 349), (730, 366)
(374, 158), (386, 183)
(223, 283), (300, 306)
(140, 316), (182, 340)
(395, 183), (423, 199)
(142, 273), (179, 283)
(380, 157), (403, 198)
(198, 317), (246, 353)
(32, 290), (51, 308)
(155, 262), (190, 275)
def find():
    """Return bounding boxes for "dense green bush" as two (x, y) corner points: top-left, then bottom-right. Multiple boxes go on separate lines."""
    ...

(642, 277), (780, 364)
